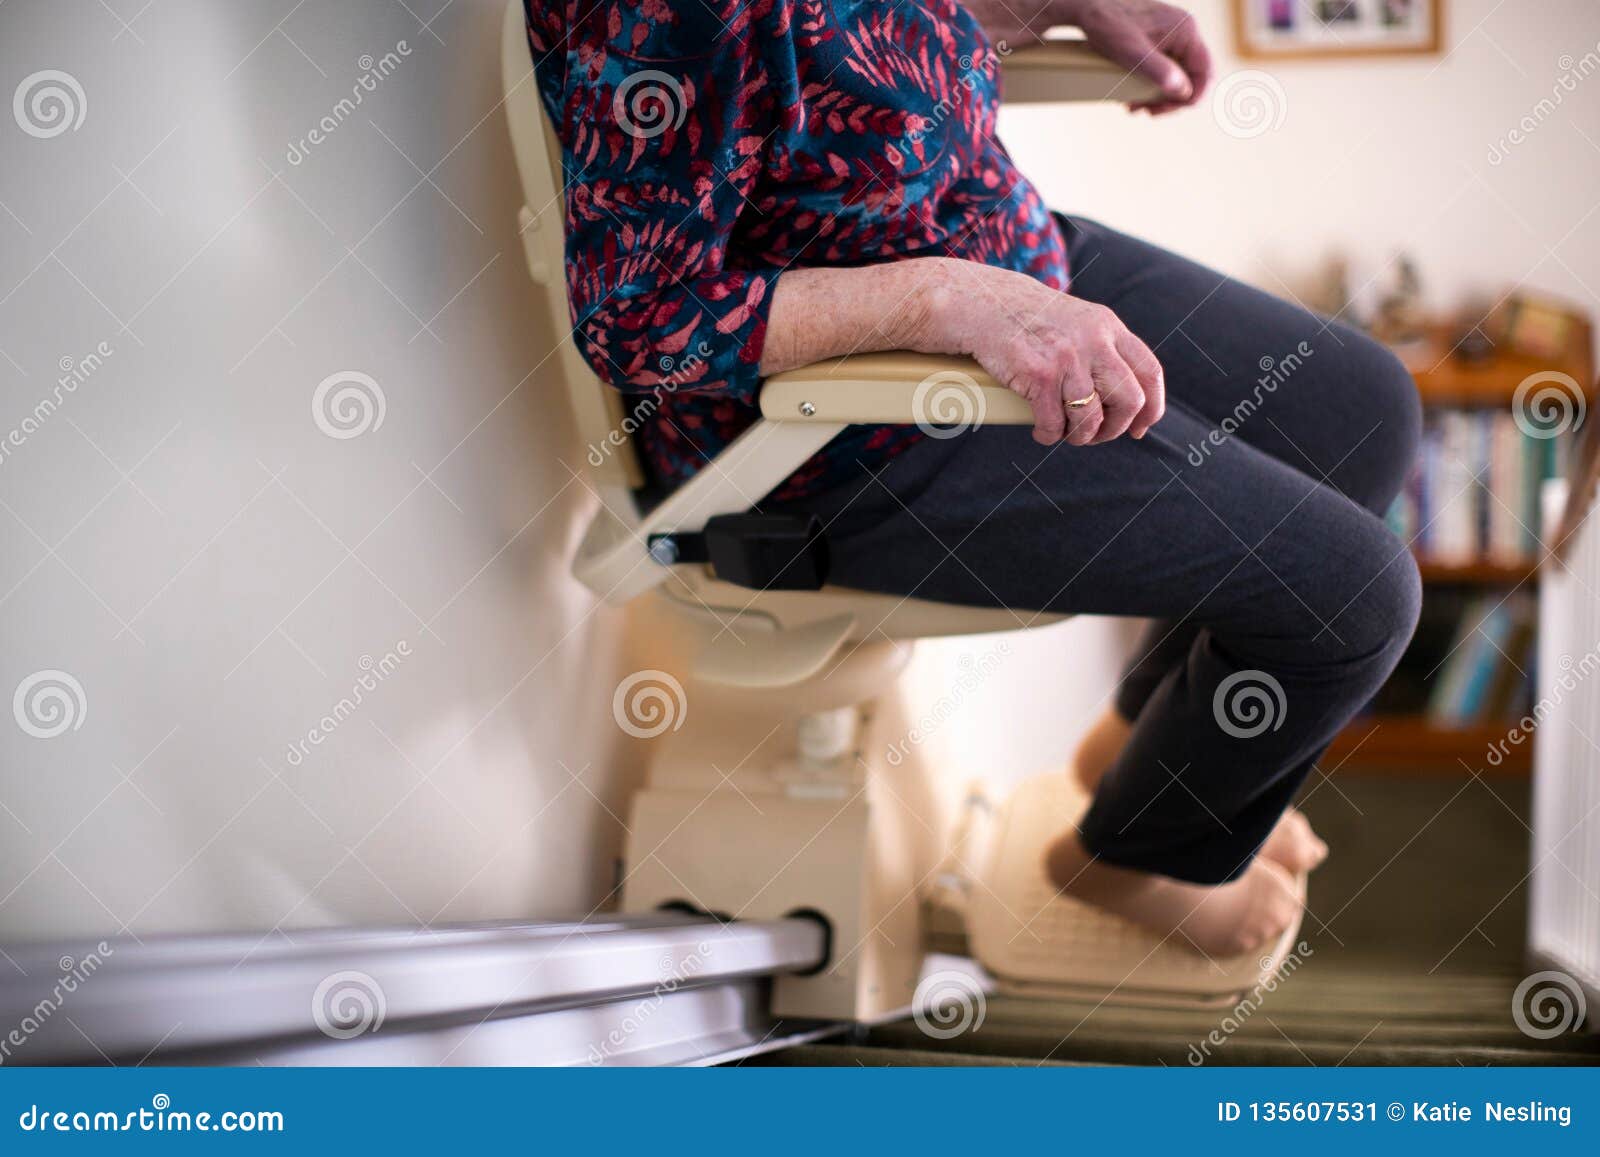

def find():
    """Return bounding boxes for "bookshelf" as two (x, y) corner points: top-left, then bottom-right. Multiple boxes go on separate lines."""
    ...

(1414, 559), (1537, 586)
(1326, 717), (1534, 775)
(1329, 314), (1595, 775)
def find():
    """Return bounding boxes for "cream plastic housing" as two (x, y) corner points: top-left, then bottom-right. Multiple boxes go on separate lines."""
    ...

(963, 773), (1308, 1007)
(1004, 39), (1163, 104)
(761, 352), (1035, 425)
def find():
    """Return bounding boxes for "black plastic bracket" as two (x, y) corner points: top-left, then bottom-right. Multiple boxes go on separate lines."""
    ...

(648, 513), (830, 591)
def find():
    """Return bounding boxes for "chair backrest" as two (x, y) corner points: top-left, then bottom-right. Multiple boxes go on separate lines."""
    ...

(500, 0), (644, 493)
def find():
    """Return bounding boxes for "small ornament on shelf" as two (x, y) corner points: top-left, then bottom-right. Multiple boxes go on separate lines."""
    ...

(1449, 297), (1497, 364)
(1370, 253), (1429, 351)
(1304, 252), (1353, 322)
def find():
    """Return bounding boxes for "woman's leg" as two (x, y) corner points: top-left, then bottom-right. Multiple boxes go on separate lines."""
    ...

(1058, 215), (1422, 736)
(1070, 701), (1327, 875)
(783, 392), (1420, 951)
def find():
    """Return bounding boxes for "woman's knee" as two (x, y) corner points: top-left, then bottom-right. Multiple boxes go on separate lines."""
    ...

(1240, 489), (1420, 672)
(1312, 511), (1422, 669)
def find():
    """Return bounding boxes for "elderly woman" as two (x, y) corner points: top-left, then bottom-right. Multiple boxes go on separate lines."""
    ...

(525, 0), (1420, 955)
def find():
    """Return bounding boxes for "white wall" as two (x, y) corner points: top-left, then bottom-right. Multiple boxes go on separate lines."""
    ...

(0, 0), (639, 940)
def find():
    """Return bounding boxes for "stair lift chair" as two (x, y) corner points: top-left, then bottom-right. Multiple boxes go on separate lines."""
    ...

(502, 1), (1303, 1022)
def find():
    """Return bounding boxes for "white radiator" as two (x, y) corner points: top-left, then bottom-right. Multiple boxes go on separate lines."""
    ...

(1529, 476), (1600, 1017)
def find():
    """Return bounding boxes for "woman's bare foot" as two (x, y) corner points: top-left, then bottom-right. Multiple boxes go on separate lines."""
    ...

(1044, 831), (1303, 957)
(1071, 706), (1328, 874)
(1259, 808), (1328, 874)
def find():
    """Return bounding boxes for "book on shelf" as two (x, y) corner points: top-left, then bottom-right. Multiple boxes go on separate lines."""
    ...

(1364, 584), (1539, 728)
(1423, 592), (1538, 726)
(1387, 407), (1565, 566)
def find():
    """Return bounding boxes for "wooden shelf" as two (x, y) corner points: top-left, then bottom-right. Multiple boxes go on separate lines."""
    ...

(1415, 556), (1538, 585)
(1326, 714), (1530, 775)
(1400, 318), (1594, 408)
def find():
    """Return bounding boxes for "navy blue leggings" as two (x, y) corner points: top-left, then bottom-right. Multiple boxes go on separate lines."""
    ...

(774, 216), (1423, 884)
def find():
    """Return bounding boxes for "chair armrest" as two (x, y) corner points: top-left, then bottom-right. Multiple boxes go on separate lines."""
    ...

(1002, 38), (1162, 105)
(760, 352), (1033, 426)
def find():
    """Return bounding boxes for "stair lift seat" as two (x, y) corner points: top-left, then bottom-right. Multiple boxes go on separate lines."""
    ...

(502, 0), (1304, 1022)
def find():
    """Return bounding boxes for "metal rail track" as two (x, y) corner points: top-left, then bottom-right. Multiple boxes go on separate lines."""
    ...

(0, 914), (833, 1066)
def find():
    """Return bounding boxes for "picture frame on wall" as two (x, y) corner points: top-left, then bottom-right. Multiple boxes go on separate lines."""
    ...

(1231, 0), (1445, 60)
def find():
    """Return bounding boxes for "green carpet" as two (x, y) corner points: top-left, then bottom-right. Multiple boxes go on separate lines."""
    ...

(755, 772), (1599, 1067)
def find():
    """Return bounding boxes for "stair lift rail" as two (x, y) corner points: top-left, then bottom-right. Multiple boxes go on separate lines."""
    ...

(0, 914), (832, 1067)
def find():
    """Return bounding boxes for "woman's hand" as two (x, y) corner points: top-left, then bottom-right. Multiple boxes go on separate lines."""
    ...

(1068, 0), (1213, 114)
(919, 259), (1166, 447)
(963, 1), (1212, 114)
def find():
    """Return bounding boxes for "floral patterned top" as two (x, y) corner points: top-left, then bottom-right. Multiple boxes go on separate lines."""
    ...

(524, 0), (1069, 498)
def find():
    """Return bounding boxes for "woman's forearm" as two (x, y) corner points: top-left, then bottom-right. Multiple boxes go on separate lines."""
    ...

(759, 259), (962, 377)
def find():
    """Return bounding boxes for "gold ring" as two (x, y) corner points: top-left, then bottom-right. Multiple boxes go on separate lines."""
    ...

(1065, 395), (1095, 408)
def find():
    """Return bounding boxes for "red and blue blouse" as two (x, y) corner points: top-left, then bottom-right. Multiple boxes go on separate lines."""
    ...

(524, 0), (1069, 498)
